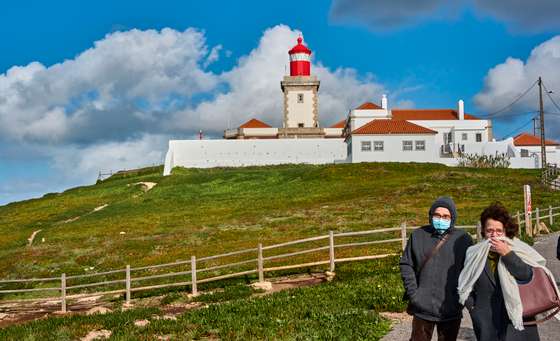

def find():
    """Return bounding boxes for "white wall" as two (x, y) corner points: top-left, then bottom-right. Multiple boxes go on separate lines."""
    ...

(349, 109), (390, 131)
(349, 134), (438, 163)
(286, 89), (315, 128)
(407, 119), (491, 145)
(163, 138), (347, 175)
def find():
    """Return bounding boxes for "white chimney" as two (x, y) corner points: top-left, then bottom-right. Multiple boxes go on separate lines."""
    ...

(381, 94), (388, 109)
(458, 99), (464, 120)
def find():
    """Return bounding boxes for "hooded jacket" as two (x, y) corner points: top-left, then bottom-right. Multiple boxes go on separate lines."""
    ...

(399, 196), (474, 321)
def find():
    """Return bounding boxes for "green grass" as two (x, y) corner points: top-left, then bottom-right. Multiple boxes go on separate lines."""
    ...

(0, 258), (402, 340)
(0, 162), (559, 338)
(1, 162), (556, 282)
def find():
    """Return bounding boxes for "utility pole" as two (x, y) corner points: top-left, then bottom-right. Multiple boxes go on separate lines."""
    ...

(538, 77), (547, 182)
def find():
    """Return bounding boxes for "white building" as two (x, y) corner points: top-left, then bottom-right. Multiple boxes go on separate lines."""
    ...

(343, 97), (495, 165)
(163, 35), (559, 175)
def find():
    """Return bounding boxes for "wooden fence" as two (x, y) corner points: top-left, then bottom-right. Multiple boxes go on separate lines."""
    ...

(1, 205), (559, 313)
(513, 205), (560, 237)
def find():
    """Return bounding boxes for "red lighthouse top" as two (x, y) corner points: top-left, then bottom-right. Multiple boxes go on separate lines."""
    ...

(288, 37), (312, 55)
(288, 37), (311, 76)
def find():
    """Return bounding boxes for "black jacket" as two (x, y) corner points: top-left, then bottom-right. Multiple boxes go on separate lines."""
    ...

(466, 251), (538, 341)
(400, 225), (473, 321)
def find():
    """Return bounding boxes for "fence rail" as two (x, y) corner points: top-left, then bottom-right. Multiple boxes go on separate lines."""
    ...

(2, 205), (559, 312)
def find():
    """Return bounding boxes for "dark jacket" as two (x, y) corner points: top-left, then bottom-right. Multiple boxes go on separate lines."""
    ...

(400, 197), (474, 321)
(466, 251), (538, 341)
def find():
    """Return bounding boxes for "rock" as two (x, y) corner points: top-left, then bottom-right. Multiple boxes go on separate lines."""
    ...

(250, 281), (273, 291)
(134, 319), (150, 327)
(0, 313), (9, 320)
(325, 271), (336, 281)
(86, 306), (112, 315)
(120, 231), (126, 235)
(81, 329), (111, 341)
(93, 204), (108, 212)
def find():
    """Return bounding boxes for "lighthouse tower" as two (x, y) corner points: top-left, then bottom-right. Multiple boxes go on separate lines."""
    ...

(280, 37), (321, 134)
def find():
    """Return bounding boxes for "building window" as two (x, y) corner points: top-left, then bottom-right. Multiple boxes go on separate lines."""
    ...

(403, 140), (413, 151)
(476, 133), (482, 142)
(415, 140), (426, 151)
(374, 141), (384, 151)
(361, 141), (372, 152)
(297, 93), (304, 103)
(462, 133), (468, 141)
(521, 149), (529, 157)
(298, 123), (304, 128)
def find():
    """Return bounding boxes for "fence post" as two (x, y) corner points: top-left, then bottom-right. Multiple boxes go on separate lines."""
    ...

(400, 222), (407, 251)
(329, 231), (335, 272)
(258, 243), (264, 282)
(536, 208), (540, 235)
(516, 211), (521, 228)
(191, 256), (197, 296)
(61, 273), (66, 313)
(476, 222), (482, 241)
(550, 206), (554, 225)
(125, 265), (131, 305)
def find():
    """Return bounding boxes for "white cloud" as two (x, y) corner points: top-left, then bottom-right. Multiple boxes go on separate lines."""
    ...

(50, 134), (168, 184)
(172, 25), (387, 129)
(474, 35), (560, 138)
(0, 28), (219, 144)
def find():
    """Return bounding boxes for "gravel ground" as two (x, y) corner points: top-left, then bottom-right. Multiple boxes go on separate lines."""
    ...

(382, 231), (560, 341)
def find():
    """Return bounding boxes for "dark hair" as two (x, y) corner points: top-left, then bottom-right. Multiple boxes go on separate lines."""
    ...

(480, 202), (518, 238)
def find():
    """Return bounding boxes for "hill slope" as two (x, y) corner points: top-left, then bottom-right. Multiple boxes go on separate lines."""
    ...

(0, 162), (557, 281)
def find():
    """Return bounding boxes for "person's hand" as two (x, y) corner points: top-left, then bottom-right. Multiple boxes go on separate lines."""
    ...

(489, 237), (511, 256)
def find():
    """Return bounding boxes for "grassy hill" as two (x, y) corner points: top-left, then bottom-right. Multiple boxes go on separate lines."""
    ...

(0, 162), (559, 339)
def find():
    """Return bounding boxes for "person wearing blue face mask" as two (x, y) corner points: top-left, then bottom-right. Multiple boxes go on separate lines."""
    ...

(400, 196), (474, 341)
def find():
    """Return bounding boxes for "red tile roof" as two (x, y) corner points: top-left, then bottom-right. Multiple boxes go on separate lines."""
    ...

(352, 120), (437, 135)
(513, 132), (560, 146)
(392, 109), (479, 120)
(356, 102), (382, 110)
(239, 118), (272, 129)
(329, 119), (346, 128)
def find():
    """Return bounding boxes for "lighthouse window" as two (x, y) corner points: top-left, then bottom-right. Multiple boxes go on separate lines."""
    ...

(297, 93), (304, 103)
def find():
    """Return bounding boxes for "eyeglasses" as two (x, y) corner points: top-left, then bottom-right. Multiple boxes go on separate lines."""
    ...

(432, 213), (451, 220)
(484, 228), (504, 236)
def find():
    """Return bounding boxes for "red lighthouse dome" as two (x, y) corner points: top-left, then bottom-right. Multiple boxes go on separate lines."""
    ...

(288, 37), (311, 76)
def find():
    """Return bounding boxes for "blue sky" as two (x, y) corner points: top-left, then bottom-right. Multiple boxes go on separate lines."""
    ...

(1, 0), (560, 205)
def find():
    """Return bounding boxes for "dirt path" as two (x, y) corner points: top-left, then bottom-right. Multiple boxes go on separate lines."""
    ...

(382, 231), (560, 341)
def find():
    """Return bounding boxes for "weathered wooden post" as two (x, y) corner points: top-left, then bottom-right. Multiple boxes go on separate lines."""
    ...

(516, 211), (521, 227)
(400, 222), (407, 251)
(191, 256), (197, 296)
(125, 265), (131, 305)
(550, 206), (554, 225)
(536, 208), (541, 235)
(523, 185), (532, 237)
(61, 273), (67, 313)
(258, 243), (264, 283)
(476, 222), (482, 241)
(329, 231), (335, 272)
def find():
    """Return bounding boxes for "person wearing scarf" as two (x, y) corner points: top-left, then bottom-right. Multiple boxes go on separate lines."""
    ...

(457, 202), (560, 341)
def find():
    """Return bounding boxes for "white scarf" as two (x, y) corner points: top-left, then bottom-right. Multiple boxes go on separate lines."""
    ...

(457, 237), (560, 330)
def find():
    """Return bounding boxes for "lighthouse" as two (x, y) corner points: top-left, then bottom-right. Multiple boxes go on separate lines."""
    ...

(280, 36), (321, 133)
